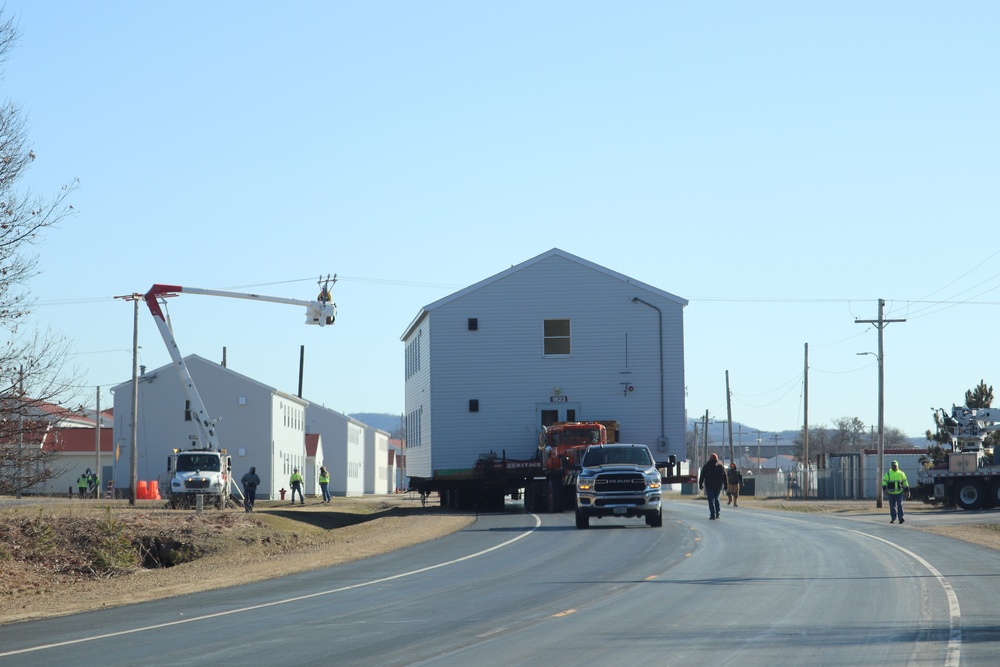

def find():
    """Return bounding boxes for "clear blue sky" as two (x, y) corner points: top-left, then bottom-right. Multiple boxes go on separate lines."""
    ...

(4, 2), (999, 441)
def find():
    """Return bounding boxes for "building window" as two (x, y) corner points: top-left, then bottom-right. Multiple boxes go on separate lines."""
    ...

(405, 329), (423, 380)
(468, 318), (478, 331)
(543, 319), (571, 356)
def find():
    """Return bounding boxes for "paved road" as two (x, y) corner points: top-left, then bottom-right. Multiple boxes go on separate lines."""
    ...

(1, 500), (999, 666)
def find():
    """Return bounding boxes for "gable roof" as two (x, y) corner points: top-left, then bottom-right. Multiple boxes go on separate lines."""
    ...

(401, 247), (687, 340)
(112, 354), (308, 406)
(305, 433), (321, 456)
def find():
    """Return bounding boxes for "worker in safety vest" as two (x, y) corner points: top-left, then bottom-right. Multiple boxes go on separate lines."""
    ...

(289, 468), (305, 505)
(77, 475), (87, 498)
(882, 460), (909, 524)
(318, 466), (331, 503)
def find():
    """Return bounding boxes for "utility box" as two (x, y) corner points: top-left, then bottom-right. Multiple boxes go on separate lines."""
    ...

(949, 453), (978, 473)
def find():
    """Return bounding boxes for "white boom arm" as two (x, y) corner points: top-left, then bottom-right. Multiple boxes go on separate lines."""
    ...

(143, 278), (336, 451)
(941, 405), (1000, 452)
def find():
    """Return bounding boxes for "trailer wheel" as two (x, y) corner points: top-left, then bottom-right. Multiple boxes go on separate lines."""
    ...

(525, 481), (545, 513)
(575, 509), (589, 529)
(990, 480), (1000, 509)
(523, 483), (536, 512)
(955, 480), (984, 511)
(546, 478), (565, 513)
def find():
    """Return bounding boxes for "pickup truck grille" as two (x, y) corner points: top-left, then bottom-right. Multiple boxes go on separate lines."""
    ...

(594, 473), (645, 492)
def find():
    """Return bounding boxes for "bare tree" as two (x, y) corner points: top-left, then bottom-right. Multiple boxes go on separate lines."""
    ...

(0, 11), (80, 495)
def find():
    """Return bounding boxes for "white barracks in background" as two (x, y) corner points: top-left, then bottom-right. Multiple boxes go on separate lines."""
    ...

(364, 425), (390, 495)
(401, 248), (688, 485)
(112, 355), (310, 501)
(305, 405), (366, 497)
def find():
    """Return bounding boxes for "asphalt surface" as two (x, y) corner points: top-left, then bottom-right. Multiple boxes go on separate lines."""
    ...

(1, 499), (998, 666)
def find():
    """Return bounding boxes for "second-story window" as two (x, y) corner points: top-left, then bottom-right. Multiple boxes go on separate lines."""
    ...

(543, 319), (571, 356)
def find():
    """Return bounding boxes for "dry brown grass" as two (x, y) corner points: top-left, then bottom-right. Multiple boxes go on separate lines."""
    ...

(0, 495), (473, 625)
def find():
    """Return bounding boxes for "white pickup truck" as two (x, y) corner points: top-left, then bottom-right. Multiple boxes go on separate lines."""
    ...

(574, 443), (663, 528)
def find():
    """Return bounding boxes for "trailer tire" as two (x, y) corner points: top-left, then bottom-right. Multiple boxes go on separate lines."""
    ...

(523, 482), (536, 512)
(990, 479), (1000, 509)
(525, 481), (545, 513)
(955, 480), (984, 511)
(546, 478), (565, 513)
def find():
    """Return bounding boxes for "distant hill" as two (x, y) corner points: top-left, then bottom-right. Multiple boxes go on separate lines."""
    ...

(350, 413), (402, 437)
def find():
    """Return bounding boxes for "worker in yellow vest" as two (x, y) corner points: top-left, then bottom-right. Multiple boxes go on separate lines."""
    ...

(77, 475), (87, 499)
(882, 460), (909, 524)
(289, 468), (305, 505)
(318, 466), (331, 503)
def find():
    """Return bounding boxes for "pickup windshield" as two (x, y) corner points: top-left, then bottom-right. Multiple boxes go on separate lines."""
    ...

(583, 447), (653, 467)
(177, 454), (221, 472)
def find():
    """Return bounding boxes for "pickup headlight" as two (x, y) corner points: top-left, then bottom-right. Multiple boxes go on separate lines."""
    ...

(646, 474), (661, 489)
(578, 476), (595, 491)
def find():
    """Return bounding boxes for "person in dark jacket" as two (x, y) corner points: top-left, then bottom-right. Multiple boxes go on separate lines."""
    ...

(726, 463), (744, 507)
(699, 453), (727, 520)
(241, 466), (261, 513)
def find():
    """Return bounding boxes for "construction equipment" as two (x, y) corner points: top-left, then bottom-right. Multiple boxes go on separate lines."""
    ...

(143, 276), (336, 509)
(916, 405), (1000, 510)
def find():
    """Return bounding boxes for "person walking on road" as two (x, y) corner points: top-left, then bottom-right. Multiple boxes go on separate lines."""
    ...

(699, 453), (728, 520)
(883, 460), (909, 524)
(289, 468), (305, 505)
(241, 466), (261, 513)
(318, 466), (331, 503)
(726, 463), (744, 507)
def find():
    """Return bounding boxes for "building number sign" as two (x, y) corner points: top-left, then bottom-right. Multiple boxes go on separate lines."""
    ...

(550, 395), (568, 403)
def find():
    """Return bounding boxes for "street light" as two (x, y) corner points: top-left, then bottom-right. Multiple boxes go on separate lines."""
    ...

(857, 351), (884, 508)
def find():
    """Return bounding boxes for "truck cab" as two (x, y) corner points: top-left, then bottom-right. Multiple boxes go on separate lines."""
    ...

(574, 443), (663, 528)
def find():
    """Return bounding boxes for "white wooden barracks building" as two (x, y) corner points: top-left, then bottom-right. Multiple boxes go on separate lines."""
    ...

(401, 248), (688, 481)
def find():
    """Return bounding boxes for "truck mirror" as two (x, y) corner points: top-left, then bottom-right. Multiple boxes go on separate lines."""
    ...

(167, 456), (174, 473)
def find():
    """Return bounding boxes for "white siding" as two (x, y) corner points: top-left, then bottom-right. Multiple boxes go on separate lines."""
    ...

(305, 405), (366, 496)
(112, 355), (307, 500)
(403, 315), (432, 478)
(402, 249), (687, 478)
(363, 427), (389, 494)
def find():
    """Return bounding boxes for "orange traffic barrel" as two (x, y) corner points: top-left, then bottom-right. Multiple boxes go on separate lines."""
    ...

(137, 480), (148, 500)
(149, 480), (160, 500)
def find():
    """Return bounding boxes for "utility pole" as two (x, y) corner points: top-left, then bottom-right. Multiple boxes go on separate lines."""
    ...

(725, 370), (734, 465)
(803, 343), (809, 500)
(755, 430), (763, 468)
(702, 410), (710, 466)
(691, 420), (699, 469)
(94, 386), (101, 497)
(855, 299), (905, 509)
(116, 293), (143, 507)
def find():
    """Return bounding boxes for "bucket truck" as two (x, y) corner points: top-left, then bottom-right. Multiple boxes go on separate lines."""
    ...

(144, 276), (336, 509)
(916, 405), (1000, 510)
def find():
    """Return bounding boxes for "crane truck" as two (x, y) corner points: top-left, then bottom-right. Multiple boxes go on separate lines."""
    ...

(143, 276), (336, 509)
(916, 405), (1000, 510)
